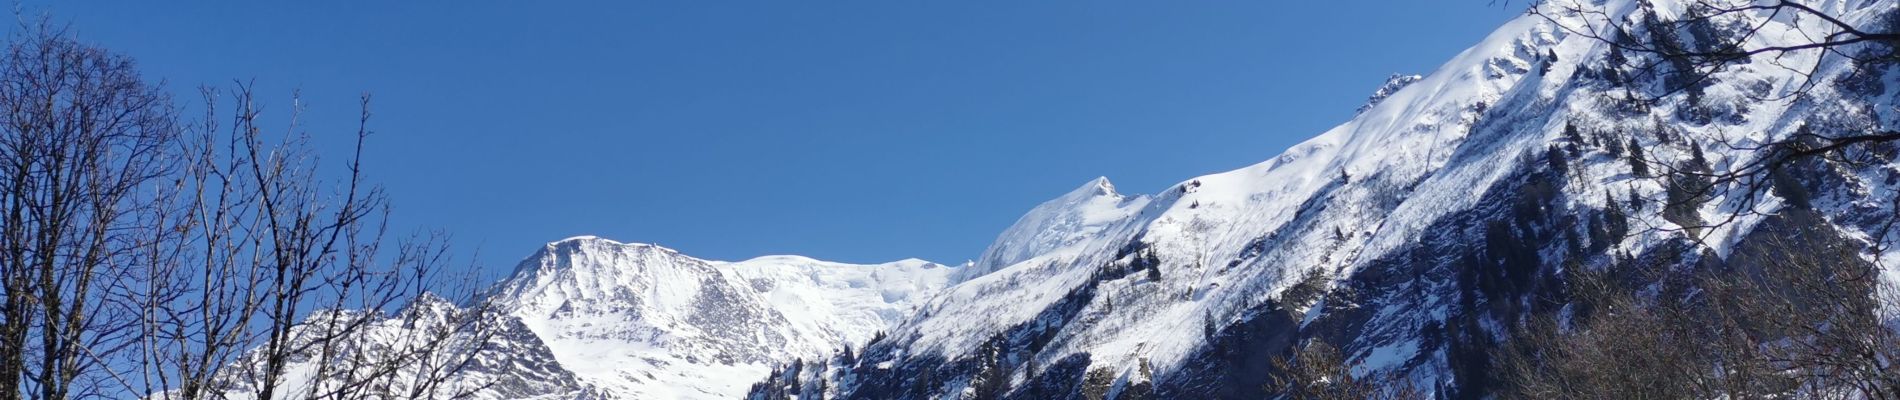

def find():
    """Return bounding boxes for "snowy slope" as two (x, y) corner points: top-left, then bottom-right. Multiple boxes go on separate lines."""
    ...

(884, 0), (1555, 372)
(952, 177), (1150, 283)
(489, 236), (955, 399)
(751, 0), (1900, 398)
(179, 295), (595, 400)
(208, 0), (1898, 398)
(200, 236), (956, 400)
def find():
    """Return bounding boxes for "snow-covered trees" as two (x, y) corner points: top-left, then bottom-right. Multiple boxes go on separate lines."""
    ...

(1265, 340), (1425, 400)
(1624, 137), (1651, 177)
(966, 334), (1009, 400)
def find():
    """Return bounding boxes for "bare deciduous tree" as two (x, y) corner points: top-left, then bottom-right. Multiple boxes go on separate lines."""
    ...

(0, 24), (499, 400)
(1496, 4), (1900, 396)
(1264, 339), (1427, 400)
(1533, 0), (1897, 99)
(1501, 224), (1900, 399)
(1530, 0), (1900, 239)
(130, 82), (503, 400)
(0, 23), (178, 400)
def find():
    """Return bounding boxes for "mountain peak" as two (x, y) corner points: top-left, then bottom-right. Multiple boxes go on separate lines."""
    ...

(1071, 176), (1119, 198)
(550, 234), (615, 245)
(541, 235), (686, 256)
(955, 177), (1149, 282)
(542, 235), (672, 252)
(485, 233), (954, 399)
(1357, 73), (1423, 114)
(506, 235), (686, 281)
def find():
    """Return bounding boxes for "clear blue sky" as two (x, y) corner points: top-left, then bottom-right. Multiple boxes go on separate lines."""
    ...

(34, 2), (1518, 277)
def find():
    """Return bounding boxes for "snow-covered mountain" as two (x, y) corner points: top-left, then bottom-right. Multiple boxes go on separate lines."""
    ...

(188, 294), (595, 400)
(220, 0), (1898, 398)
(745, 0), (1900, 398)
(486, 236), (955, 399)
(225, 236), (955, 400)
(951, 177), (1149, 284)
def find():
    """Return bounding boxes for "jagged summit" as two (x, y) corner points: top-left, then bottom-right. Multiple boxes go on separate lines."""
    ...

(523, 236), (952, 275)
(1357, 73), (1424, 114)
(1075, 176), (1118, 198)
(539, 235), (677, 253)
(552, 234), (610, 244)
(954, 177), (1150, 283)
(507, 235), (685, 280)
(484, 235), (955, 399)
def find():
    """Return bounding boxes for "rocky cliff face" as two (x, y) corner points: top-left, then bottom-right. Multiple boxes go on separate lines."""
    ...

(486, 236), (954, 398)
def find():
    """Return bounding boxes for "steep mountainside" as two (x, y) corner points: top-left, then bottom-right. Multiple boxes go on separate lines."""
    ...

(221, 237), (954, 400)
(219, 0), (1898, 398)
(488, 236), (955, 398)
(190, 294), (595, 400)
(747, 0), (1900, 398)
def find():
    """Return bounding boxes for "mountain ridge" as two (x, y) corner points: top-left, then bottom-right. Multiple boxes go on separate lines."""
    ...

(217, 0), (1900, 398)
(488, 237), (956, 398)
(746, 0), (1900, 398)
